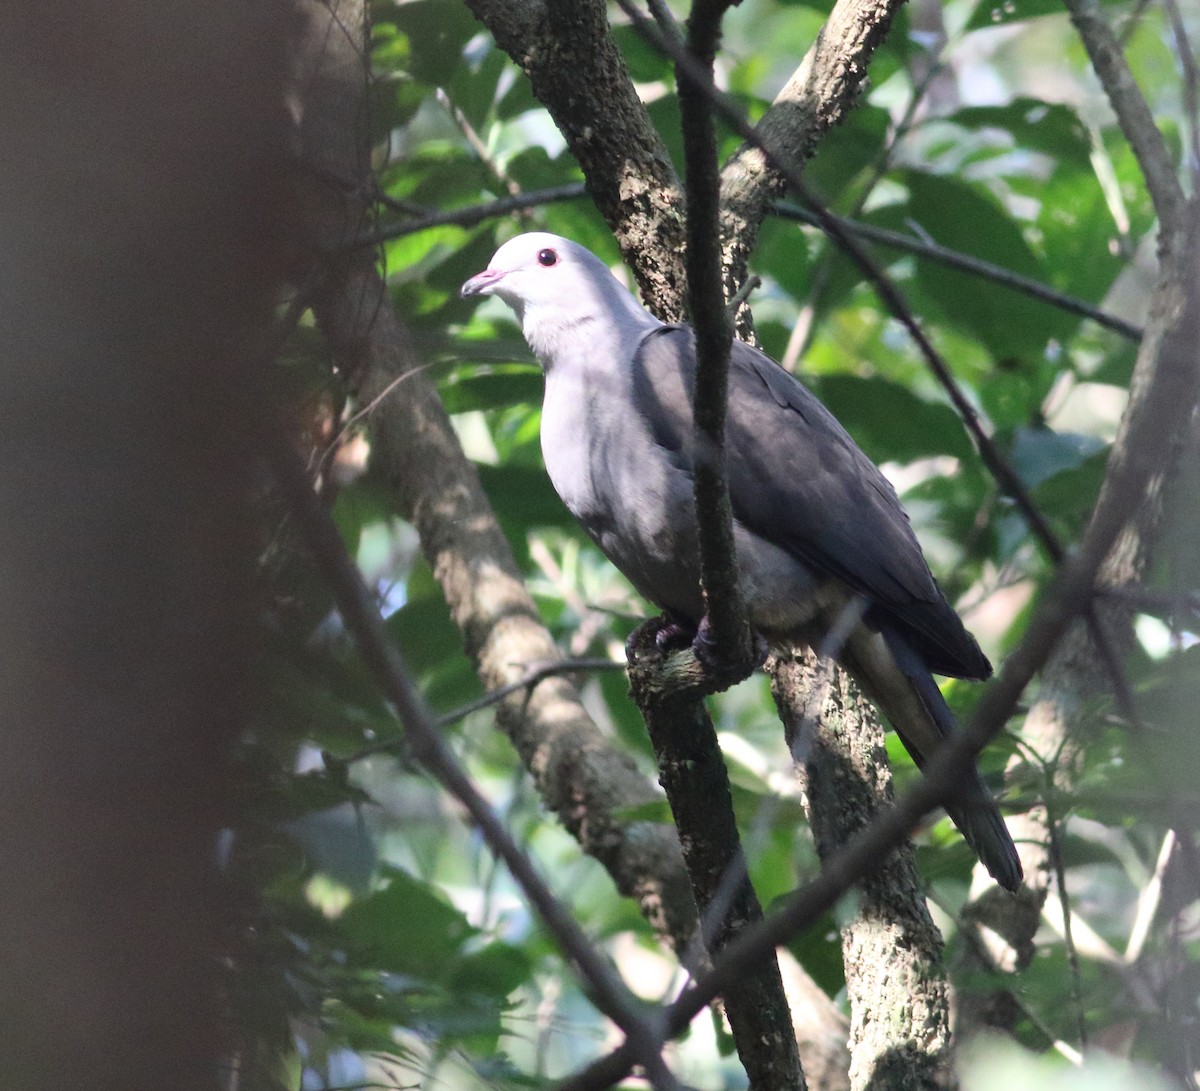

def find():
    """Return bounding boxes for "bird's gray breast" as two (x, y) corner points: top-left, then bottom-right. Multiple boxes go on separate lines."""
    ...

(539, 362), (705, 620)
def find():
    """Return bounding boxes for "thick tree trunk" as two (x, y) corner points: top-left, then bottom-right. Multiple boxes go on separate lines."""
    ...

(772, 655), (955, 1091)
(0, 3), (293, 1088)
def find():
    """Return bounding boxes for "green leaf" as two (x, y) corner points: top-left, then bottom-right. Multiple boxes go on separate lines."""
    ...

(612, 799), (674, 824)
(1009, 426), (1107, 488)
(611, 23), (673, 83)
(1031, 160), (1124, 307)
(506, 146), (576, 192)
(901, 170), (1065, 359)
(332, 477), (399, 560)
(782, 907), (846, 997)
(476, 462), (576, 544)
(804, 105), (891, 201)
(447, 942), (532, 999)
(287, 805), (377, 891)
(645, 93), (684, 172)
(369, 596), (477, 734)
(446, 45), (507, 130)
(439, 365), (543, 414)
(964, 0), (1124, 30)
(940, 100), (1091, 168)
(368, 74), (426, 142)
(340, 867), (477, 978)
(495, 68), (540, 121)
(755, 210), (815, 301)
(385, 0), (481, 86)
(815, 374), (973, 462)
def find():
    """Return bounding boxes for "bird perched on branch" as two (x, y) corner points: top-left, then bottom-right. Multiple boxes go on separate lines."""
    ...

(462, 232), (1022, 892)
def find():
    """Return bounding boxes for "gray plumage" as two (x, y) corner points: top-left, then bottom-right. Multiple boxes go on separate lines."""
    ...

(463, 232), (1022, 891)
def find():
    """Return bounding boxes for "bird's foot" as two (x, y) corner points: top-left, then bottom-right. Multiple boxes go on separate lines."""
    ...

(691, 616), (769, 674)
(625, 615), (696, 662)
(654, 619), (697, 653)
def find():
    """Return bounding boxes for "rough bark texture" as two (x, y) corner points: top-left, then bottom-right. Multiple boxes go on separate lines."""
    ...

(680, 0), (759, 667)
(0, 2), (294, 1088)
(628, 630), (807, 1091)
(772, 654), (955, 1091)
(297, 4), (857, 1085)
(465, 0), (689, 318)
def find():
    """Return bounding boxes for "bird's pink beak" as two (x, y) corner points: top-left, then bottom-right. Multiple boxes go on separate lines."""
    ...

(461, 268), (506, 298)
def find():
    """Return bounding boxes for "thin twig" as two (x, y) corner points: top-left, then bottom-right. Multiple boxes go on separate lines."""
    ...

(559, 549), (1127, 1089)
(1062, 0), (1186, 233)
(781, 52), (951, 365)
(315, 358), (448, 483)
(436, 87), (521, 199)
(348, 182), (589, 250)
(1098, 584), (1200, 622)
(1161, 0), (1200, 190)
(772, 202), (1143, 341)
(678, 0), (757, 669)
(345, 657), (626, 762)
(266, 433), (675, 1087)
(616, 0), (1063, 559)
(658, 5), (806, 1087)
(1045, 803), (1088, 1050)
(349, 180), (1141, 341)
(1125, 829), (1176, 964)
(725, 274), (761, 316)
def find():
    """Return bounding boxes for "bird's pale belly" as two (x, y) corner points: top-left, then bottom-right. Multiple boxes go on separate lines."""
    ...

(571, 459), (836, 638)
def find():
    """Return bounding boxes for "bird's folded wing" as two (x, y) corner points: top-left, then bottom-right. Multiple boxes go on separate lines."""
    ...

(631, 325), (990, 680)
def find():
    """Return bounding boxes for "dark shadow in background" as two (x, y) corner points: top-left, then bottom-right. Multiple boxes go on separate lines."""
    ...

(0, 4), (296, 1087)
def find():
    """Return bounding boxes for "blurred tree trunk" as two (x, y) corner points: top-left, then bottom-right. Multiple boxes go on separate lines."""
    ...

(0, 4), (294, 1088)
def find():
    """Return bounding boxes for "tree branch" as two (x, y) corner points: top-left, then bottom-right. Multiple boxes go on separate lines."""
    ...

(1063, 0), (1186, 234)
(348, 181), (588, 249)
(619, 0), (1065, 558)
(348, 183), (1144, 343)
(770, 654), (953, 1089)
(958, 190), (1200, 1032)
(626, 631), (808, 1091)
(345, 657), (627, 762)
(772, 202), (1143, 341)
(679, 0), (758, 670)
(623, 0), (1144, 734)
(294, 0), (707, 1041)
(602, 7), (808, 1087)
(300, 3), (855, 1070)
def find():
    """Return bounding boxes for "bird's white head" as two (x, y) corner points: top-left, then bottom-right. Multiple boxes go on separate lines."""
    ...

(461, 232), (658, 365)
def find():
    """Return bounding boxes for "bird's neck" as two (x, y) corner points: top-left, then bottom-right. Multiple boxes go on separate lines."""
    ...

(520, 284), (660, 372)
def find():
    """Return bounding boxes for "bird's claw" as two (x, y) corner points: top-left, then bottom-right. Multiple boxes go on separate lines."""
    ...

(654, 619), (697, 652)
(691, 616), (768, 674)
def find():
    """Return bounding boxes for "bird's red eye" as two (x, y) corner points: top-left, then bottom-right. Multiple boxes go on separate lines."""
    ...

(537, 248), (558, 267)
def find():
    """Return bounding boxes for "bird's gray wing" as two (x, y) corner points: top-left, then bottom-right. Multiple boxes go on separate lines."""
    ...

(631, 325), (991, 680)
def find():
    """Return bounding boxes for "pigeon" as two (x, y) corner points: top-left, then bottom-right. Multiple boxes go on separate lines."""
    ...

(462, 231), (1022, 891)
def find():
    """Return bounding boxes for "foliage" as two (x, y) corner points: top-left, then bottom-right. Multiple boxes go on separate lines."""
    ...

(237, 1), (1199, 1088)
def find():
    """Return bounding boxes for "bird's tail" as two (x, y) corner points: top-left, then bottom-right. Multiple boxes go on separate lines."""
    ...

(895, 647), (1022, 892)
(842, 627), (1023, 892)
